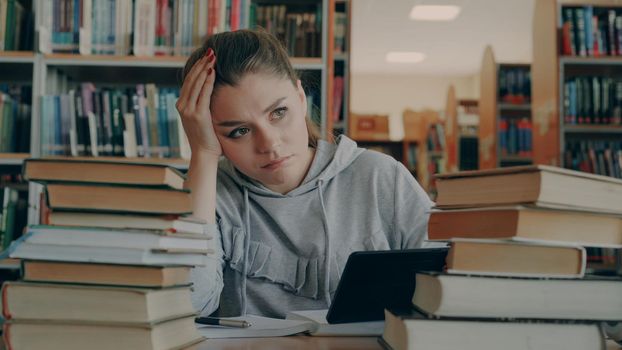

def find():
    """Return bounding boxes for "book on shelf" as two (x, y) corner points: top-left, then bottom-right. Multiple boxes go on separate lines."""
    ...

(434, 165), (622, 214)
(0, 0), (33, 51)
(24, 225), (213, 252)
(380, 308), (604, 350)
(44, 183), (192, 215)
(445, 238), (586, 278)
(0, 87), (31, 154)
(411, 272), (622, 321)
(560, 5), (622, 58)
(3, 316), (204, 350)
(2, 281), (196, 324)
(563, 76), (622, 126)
(24, 158), (186, 190)
(38, 0), (248, 56)
(428, 206), (622, 247)
(498, 67), (531, 104)
(22, 260), (191, 288)
(41, 84), (188, 159)
(46, 211), (206, 234)
(565, 139), (622, 179)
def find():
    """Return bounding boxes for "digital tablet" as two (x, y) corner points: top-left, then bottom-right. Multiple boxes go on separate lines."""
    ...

(326, 248), (448, 324)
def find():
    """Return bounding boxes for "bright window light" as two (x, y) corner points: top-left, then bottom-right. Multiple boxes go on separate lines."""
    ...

(386, 52), (426, 64)
(409, 5), (461, 21)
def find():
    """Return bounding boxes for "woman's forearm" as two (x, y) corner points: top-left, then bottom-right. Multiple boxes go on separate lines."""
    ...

(185, 150), (221, 224)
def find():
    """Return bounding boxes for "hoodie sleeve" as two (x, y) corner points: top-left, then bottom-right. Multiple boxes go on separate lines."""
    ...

(392, 161), (435, 248)
(190, 222), (225, 317)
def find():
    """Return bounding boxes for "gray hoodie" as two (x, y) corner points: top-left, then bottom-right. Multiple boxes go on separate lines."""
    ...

(190, 135), (433, 318)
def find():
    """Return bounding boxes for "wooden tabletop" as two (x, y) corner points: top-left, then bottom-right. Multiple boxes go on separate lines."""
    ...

(191, 337), (621, 350)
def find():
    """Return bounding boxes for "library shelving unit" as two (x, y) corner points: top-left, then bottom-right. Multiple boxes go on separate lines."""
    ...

(457, 98), (479, 171)
(0, 0), (343, 229)
(532, 0), (622, 180)
(444, 85), (480, 171)
(479, 46), (533, 170)
(0, 50), (35, 253)
(326, 0), (350, 140)
(403, 109), (442, 194)
(444, 85), (459, 173)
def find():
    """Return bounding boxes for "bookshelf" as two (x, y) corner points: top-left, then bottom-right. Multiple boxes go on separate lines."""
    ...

(479, 46), (533, 170)
(326, 0), (350, 140)
(532, 0), (622, 179)
(403, 109), (442, 195)
(457, 99), (479, 171)
(444, 85), (480, 172)
(0, 0), (344, 231)
(444, 86), (459, 173)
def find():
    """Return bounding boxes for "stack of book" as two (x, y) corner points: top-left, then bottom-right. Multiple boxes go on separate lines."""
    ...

(3, 158), (210, 349)
(381, 165), (622, 350)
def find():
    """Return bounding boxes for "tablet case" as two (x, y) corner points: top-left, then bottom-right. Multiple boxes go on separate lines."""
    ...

(326, 248), (448, 324)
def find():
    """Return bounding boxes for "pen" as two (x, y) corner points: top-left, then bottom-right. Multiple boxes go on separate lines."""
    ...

(195, 317), (251, 328)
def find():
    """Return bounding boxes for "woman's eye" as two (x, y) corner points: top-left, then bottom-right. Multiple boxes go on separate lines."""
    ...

(228, 127), (250, 139)
(272, 107), (288, 120)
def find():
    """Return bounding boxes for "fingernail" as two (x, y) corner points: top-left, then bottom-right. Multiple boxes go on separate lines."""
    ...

(206, 48), (213, 56)
(207, 68), (213, 75)
(208, 54), (215, 63)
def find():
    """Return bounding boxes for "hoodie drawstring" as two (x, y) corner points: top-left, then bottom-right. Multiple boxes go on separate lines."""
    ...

(241, 187), (251, 315)
(317, 179), (332, 307)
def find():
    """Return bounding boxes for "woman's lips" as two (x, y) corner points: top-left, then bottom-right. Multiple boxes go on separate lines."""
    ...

(261, 156), (292, 170)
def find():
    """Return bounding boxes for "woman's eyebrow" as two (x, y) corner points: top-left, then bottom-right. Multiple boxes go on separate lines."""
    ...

(216, 120), (246, 127)
(262, 97), (287, 114)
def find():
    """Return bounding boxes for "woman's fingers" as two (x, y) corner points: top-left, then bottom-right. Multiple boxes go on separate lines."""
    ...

(179, 54), (208, 103)
(196, 57), (217, 115)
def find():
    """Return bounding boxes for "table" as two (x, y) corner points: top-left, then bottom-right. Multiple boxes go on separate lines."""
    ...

(191, 337), (621, 350)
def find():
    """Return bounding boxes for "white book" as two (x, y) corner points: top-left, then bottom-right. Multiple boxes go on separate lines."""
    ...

(285, 309), (384, 336)
(10, 242), (210, 267)
(133, 0), (156, 56)
(87, 111), (99, 156)
(26, 225), (214, 252)
(123, 112), (138, 158)
(68, 90), (78, 156)
(196, 0), (208, 46)
(198, 311), (384, 339)
(48, 212), (207, 235)
(197, 315), (312, 339)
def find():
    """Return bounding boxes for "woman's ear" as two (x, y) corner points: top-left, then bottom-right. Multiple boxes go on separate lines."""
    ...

(296, 79), (307, 115)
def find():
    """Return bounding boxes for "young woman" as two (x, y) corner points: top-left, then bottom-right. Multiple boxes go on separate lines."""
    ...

(178, 29), (433, 319)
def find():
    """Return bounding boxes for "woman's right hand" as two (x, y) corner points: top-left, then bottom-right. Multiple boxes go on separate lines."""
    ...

(176, 48), (221, 156)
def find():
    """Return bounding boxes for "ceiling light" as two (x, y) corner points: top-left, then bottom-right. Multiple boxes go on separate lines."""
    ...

(386, 52), (426, 64)
(409, 5), (461, 21)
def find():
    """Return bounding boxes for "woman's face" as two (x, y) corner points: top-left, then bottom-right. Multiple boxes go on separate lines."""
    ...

(210, 72), (314, 194)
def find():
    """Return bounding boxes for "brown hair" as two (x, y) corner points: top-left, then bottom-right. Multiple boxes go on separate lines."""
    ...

(181, 29), (321, 147)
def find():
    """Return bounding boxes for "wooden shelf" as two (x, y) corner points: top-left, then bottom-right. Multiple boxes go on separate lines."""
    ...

(564, 125), (622, 134)
(499, 155), (533, 163)
(43, 54), (323, 71)
(0, 153), (30, 166)
(498, 103), (531, 111)
(0, 51), (35, 63)
(560, 56), (622, 66)
(44, 54), (187, 68)
(290, 57), (323, 70)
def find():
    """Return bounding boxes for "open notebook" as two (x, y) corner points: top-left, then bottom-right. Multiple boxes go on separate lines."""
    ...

(196, 310), (384, 339)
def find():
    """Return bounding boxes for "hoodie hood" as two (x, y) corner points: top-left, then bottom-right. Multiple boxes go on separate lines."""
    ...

(218, 135), (364, 196)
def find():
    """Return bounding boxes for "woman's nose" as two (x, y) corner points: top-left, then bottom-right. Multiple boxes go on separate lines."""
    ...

(255, 126), (281, 153)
